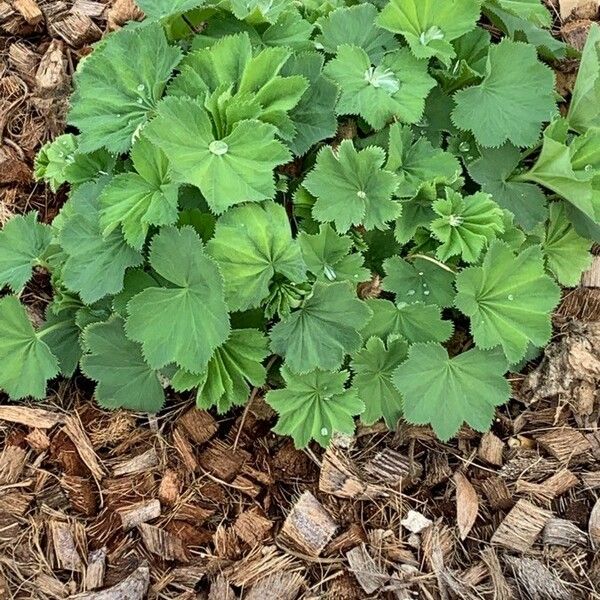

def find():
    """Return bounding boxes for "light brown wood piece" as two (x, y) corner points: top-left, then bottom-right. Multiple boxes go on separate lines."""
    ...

(71, 0), (106, 18)
(231, 474), (261, 498)
(13, 0), (42, 24)
(158, 468), (181, 506)
(477, 432), (504, 466)
(491, 499), (552, 553)
(112, 448), (158, 477)
(60, 474), (98, 516)
(84, 547), (106, 591)
(117, 499), (161, 531)
(49, 12), (102, 48)
(107, 0), (143, 30)
(245, 572), (305, 600)
(70, 562), (150, 600)
(583, 255), (600, 287)
(516, 469), (578, 503)
(199, 441), (249, 481)
(50, 520), (84, 572)
(590, 497), (600, 549)
(178, 409), (217, 445)
(280, 491), (337, 556)
(505, 556), (570, 600)
(172, 426), (198, 472)
(454, 472), (479, 540)
(346, 543), (389, 594)
(138, 523), (189, 562)
(543, 518), (587, 547)
(364, 447), (422, 485)
(25, 428), (50, 452)
(8, 42), (38, 81)
(234, 508), (272, 547)
(35, 39), (68, 99)
(0, 492), (32, 516)
(208, 575), (236, 600)
(0, 405), (64, 429)
(536, 427), (591, 462)
(0, 445), (27, 485)
(64, 415), (106, 480)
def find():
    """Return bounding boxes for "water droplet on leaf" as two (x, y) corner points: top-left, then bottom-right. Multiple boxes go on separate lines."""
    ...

(320, 427), (328, 436)
(507, 294), (514, 301)
(209, 140), (229, 155)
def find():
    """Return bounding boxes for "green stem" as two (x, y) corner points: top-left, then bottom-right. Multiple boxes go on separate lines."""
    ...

(408, 253), (457, 274)
(37, 322), (66, 339)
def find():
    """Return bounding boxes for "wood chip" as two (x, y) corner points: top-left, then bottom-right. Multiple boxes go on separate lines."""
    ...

(543, 518), (588, 547)
(536, 427), (591, 462)
(589, 497), (600, 549)
(562, 19), (594, 52)
(505, 556), (570, 600)
(172, 426), (198, 472)
(454, 472), (478, 540)
(319, 447), (384, 499)
(0, 492), (32, 516)
(60, 475), (98, 516)
(234, 508), (272, 547)
(70, 562), (150, 600)
(245, 572), (305, 600)
(71, 0), (106, 18)
(516, 469), (578, 503)
(491, 499), (552, 553)
(137, 523), (189, 562)
(13, 0), (42, 24)
(50, 520), (84, 572)
(481, 548), (512, 600)
(207, 575), (236, 600)
(232, 474), (261, 498)
(117, 499), (161, 531)
(581, 471), (600, 489)
(280, 491), (337, 556)
(346, 543), (389, 594)
(49, 12), (102, 47)
(583, 255), (600, 287)
(106, 0), (143, 30)
(26, 427), (50, 452)
(0, 405), (64, 429)
(112, 448), (158, 477)
(84, 547), (106, 591)
(178, 409), (217, 445)
(559, 0), (599, 20)
(364, 447), (422, 485)
(477, 432), (504, 466)
(64, 415), (106, 480)
(35, 40), (69, 99)
(158, 468), (181, 506)
(199, 441), (249, 482)
(0, 445), (27, 485)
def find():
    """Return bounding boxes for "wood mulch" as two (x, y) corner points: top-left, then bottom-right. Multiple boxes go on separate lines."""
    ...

(3, 1), (600, 598)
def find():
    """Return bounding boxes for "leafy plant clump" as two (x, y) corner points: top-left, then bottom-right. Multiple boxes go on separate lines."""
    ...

(2, 0), (599, 446)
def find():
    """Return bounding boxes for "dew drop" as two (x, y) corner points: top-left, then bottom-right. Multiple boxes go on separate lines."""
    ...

(137, 98), (144, 104)
(585, 164), (594, 172)
(137, 84), (145, 92)
(424, 290), (430, 296)
(320, 427), (329, 436)
(458, 142), (470, 153)
(418, 271), (424, 276)
(407, 289), (416, 296)
(356, 190), (367, 199)
(507, 294), (514, 301)
(209, 140), (229, 155)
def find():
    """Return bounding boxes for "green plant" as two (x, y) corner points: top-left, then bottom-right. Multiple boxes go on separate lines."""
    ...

(2, 0), (598, 445)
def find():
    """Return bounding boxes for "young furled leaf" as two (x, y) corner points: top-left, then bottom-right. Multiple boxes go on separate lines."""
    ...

(302, 140), (400, 233)
(270, 281), (372, 373)
(519, 121), (600, 224)
(393, 343), (510, 440)
(430, 190), (504, 263)
(266, 366), (364, 448)
(99, 136), (179, 250)
(81, 316), (165, 412)
(0, 212), (52, 293)
(351, 336), (407, 429)
(567, 24), (600, 133)
(281, 52), (338, 155)
(299, 224), (370, 284)
(206, 201), (306, 311)
(125, 226), (230, 373)
(315, 4), (396, 62)
(540, 202), (592, 287)
(59, 180), (144, 304)
(137, 0), (206, 20)
(452, 39), (556, 147)
(144, 96), (291, 214)
(0, 296), (59, 399)
(34, 134), (115, 192)
(324, 45), (435, 130)
(385, 124), (461, 198)
(172, 329), (268, 413)
(382, 256), (455, 308)
(468, 144), (547, 230)
(69, 24), (182, 154)
(362, 298), (453, 343)
(455, 241), (561, 363)
(376, 0), (481, 64)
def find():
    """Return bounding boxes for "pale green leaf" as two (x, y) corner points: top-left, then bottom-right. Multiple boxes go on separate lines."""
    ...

(81, 316), (165, 412)
(0, 212), (52, 293)
(207, 201), (306, 311)
(125, 226), (230, 372)
(0, 296), (59, 400)
(39, 305), (81, 377)
(69, 24), (182, 154)
(303, 140), (400, 233)
(270, 281), (372, 373)
(137, 0), (206, 20)
(451, 39), (556, 147)
(393, 343), (510, 440)
(266, 366), (364, 448)
(351, 336), (407, 429)
(455, 241), (561, 363)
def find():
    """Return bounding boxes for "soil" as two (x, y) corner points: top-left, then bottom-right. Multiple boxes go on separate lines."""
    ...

(2, 1), (600, 599)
